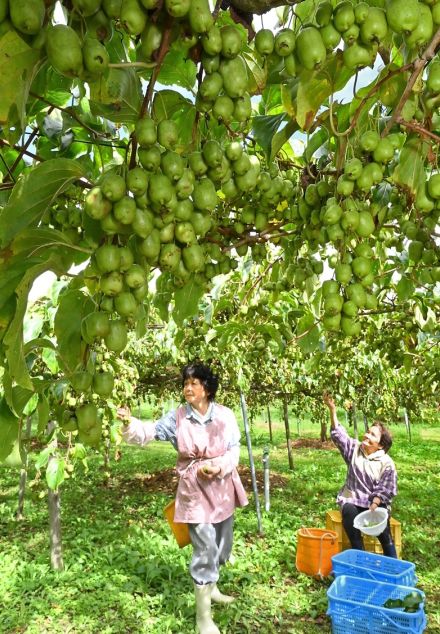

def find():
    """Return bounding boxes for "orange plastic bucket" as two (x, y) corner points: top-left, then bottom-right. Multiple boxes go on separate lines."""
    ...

(295, 527), (339, 578)
(163, 500), (191, 548)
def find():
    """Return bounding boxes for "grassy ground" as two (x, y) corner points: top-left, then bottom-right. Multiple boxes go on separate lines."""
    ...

(0, 413), (439, 633)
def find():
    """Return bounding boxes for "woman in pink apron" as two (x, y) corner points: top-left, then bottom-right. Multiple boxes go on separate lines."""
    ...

(119, 363), (248, 634)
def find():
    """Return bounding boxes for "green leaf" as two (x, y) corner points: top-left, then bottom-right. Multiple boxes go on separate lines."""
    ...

(46, 456), (66, 491)
(261, 84), (283, 115)
(297, 313), (320, 354)
(270, 119), (298, 162)
(35, 446), (51, 470)
(304, 128), (330, 162)
(396, 276), (415, 301)
(42, 347), (60, 374)
(4, 256), (66, 390)
(0, 161), (87, 247)
(173, 279), (205, 326)
(391, 136), (428, 196)
(24, 337), (57, 356)
(158, 48), (197, 92)
(243, 50), (267, 95)
(89, 67), (142, 124)
(153, 274), (171, 322)
(152, 90), (196, 149)
(0, 397), (19, 461)
(296, 54), (353, 130)
(252, 113), (287, 160)
(11, 385), (35, 417)
(0, 31), (41, 135)
(54, 289), (95, 374)
(37, 394), (50, 433)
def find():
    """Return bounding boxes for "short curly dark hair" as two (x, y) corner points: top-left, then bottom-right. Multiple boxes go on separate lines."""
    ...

(372, 421), (393, 453)
(181, 363), (219, 401)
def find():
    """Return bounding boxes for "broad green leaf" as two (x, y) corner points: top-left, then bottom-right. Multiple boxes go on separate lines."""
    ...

(153, 274), (171, 322)
(24, 312), (44, 343)
(24, 337), (57, 356)
(396, 276), (415, 301)
(54, 289), (94, 374)
(28, 63), (74, 117)
(391, 136), (428, 196)
(281, 81), (298, 118)
(0, 161), (87, 247)
(158, 48), (197, 92)
(304, 128), (330, 162)
(152, 90), (196, 149)
(35, 446), (51, 470)
(0, 31), (41, 135)
(296, 55), (353, 130)
(46, 456), (66, 490)
(252, 113), (287, 160)
(23, 393), (38, 416)
(297, 313), (320, 354)
(89, 68), (142, 124)
(11, 386), (35, 417)
(243, 50), (267, 95)
(270, 120), (298, 162)
(37, 394), (50, 433)
(42, 347), (60, 374)
(4, 256), (66, 390)
(173, 279), (205, 326)
(0, 397), (19, 461)
(261, 84), (283, 115)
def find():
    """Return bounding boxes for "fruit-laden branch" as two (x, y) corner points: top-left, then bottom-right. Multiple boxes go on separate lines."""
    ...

(130, 18), (174, 169)
(323, 63), (413, 141)
(0, 138), (45, 167)
(228, 0), (300, 16)
(383, 26), (440, 135)
(395, 117), (440, 144)
(29, 91), (111, 140)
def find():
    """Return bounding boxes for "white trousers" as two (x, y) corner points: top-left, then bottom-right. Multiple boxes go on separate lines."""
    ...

(188, 515), (234, 585)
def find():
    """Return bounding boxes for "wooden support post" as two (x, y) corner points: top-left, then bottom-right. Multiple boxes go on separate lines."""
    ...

(267, 405), (273, 444)
(240, 391), (263, 535)
(403, 408), (412, 442)
(283, 394), (294, 471)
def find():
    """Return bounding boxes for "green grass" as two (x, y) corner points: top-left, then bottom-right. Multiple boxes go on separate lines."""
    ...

(0, 416), (439, 633)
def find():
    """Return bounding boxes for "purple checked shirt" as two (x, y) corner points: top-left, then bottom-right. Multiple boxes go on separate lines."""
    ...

(331, 423), (397, 509)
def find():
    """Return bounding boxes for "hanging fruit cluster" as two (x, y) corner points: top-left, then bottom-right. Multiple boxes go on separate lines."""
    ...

(0, 0), (439, 443)
(253, 0), (440, 77)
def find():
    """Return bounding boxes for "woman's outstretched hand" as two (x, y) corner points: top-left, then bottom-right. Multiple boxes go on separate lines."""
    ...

(323, 392), (336, 410)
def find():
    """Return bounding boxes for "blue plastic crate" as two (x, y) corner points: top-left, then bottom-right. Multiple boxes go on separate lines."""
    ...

(327, 575), (426, 634)
(332, 549), (417, 586)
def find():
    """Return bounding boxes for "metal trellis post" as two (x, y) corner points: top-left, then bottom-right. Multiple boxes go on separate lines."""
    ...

(239, 390), (263, 535)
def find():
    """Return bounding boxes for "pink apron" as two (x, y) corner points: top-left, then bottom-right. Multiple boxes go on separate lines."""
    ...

(173, 405), (248, 523)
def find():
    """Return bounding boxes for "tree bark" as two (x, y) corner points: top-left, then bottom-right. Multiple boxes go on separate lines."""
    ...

(320, 418), (327, 442)
(47, 422), (64, 571)
(48, 484), (64, 571)
(16, 416), (32, 521)
(282, 394), (294, 470)
(266, 405), (273, 444)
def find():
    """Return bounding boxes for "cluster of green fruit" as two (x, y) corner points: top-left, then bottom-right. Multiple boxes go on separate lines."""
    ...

(82, 115), (298, 291)
(197, 24), (251, 125)
(60, 401), (102, 447)
(0, 0), (248, 85)
(252, 0), (440, 78)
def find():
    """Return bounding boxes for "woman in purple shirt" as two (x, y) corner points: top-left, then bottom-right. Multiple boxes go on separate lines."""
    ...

(323, 393), (398, 558)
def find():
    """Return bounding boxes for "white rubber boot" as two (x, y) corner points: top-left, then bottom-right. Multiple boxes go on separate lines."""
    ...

(211, 583), (235, 604)
(194, 583), (220, 634)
